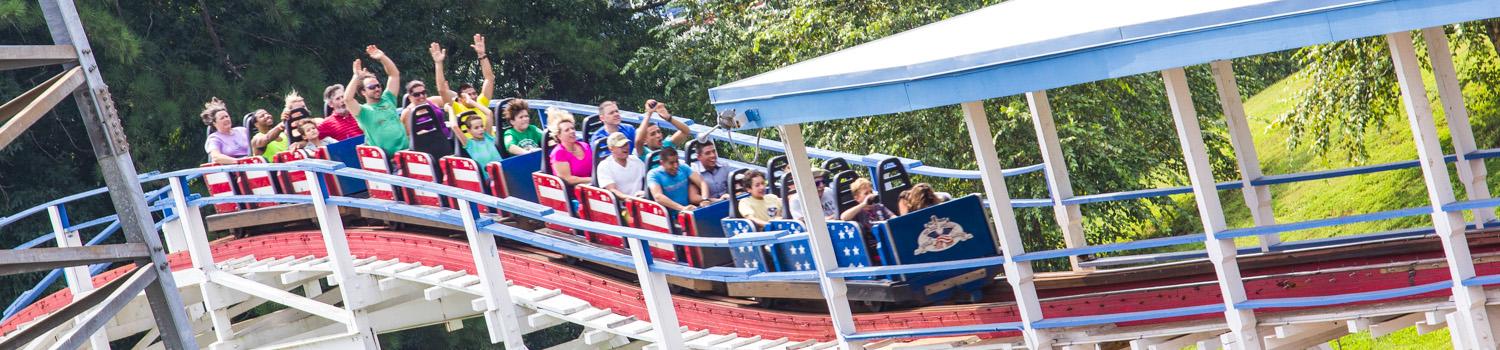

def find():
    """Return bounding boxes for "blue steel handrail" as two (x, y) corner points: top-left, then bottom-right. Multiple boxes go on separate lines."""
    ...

(0, 182), (181, 322)
(527, 100), (1047, 179)
(155, 161), (799, 249)
(0, 171), (162, 229)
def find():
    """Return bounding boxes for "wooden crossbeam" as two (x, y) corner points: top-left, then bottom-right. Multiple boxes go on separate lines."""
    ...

(0, 66), (84, 150)
(0, 45), (77, 71)
(50, 266), (157, 350)
(0, 243), (147, 276)
(0, 265), (146, 349)
(207, 270), (352, 325)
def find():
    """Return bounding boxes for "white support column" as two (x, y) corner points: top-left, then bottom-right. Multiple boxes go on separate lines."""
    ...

(305, 171), (380, 348)
(961, 101), (1052, 349)
(158, 211), (189, 254)
(778, 124), (860, 348)
(1208, 60), (1279, 251)
(46, 206), (108, 350)
(1423, 27), (1497, 226)
(168, 176), (237, 349)
(1387, 31), (1497, 350)
(457, 198), (528, 349)
(1161, 67), (1263, 350)
(1027, 91), (1090, 271)
(626, 237), (684, 348)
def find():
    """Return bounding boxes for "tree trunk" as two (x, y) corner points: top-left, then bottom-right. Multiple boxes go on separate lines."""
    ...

(1484, 19), (1500, 60)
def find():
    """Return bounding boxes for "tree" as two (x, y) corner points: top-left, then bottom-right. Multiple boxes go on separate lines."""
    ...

(1273, 22), (1500, 160)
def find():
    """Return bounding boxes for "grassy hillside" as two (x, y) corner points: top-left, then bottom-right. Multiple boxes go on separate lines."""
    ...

(1199, 59), (1500, 347)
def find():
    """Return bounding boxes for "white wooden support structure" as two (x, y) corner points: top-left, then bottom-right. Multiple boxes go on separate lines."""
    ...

(1161, 67), (1263, 350)
(305, 171), (381, 348)
(1208, 60), (1279, 251)
(626, 236), (684, 349)
(456, 198), (529, 349)
(1423, 27), (1497, 226)
(167, 176), (238, 349)
(1387, 30), (1497, 350)
(158, 209), (189, 254)
(1027, 91), (1090, 271)
(46, 205), (109, 350)
(778, 123), (861, 348)
(960, 101), (1053, 349)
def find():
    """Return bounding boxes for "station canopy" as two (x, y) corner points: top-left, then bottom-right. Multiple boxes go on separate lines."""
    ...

(709, 0), (1500, 130)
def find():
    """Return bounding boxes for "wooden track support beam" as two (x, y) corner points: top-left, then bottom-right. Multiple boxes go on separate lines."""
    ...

(0, 45), (76, 71)
(1162, 67), (1262, 350)
(1423, 27), (1497, 225)
(0, 66), (83, 150)
(961, 100), (1053, 349)
(1388, 30), (1497, 350)
(1028, 91), (1091, 271)
(1209, 60), (1278, 251)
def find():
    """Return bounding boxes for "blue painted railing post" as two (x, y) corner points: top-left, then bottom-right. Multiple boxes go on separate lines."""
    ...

(1162, 67), (1262, 350)
(1209, 60), (1279, 252)
(1388, 31), (1496, 349)
(960, 101), (1051, 349)
(455, 197), (528, 349)
(46, 204), (109, 350)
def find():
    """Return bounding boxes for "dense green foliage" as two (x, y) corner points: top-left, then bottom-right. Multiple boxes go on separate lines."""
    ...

(1275, 22), (1500, 160)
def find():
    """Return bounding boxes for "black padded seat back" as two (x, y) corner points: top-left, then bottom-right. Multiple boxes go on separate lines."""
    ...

(728, 168), (749, 219)
(767, 155), (788, 197)
(832, 170), (859, 214)
(874, 157), (911, 212)
(779, 173), (795, 219)
(823, 158), (851, 176)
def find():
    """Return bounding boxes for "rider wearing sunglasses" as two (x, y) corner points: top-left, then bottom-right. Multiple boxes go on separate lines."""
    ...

(344, 44), (408, 156)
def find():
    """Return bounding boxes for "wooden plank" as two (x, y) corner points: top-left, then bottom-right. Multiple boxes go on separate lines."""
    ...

(0, 243), (147, 276)
(0, 45), (76, 70)
(0, 66), (83, 150)
(204, 203), (356, 231)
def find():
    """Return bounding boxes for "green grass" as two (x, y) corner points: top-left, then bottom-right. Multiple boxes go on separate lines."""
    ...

(1194, 54), (1500, 348)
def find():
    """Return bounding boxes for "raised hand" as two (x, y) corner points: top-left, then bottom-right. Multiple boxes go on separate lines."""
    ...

(471, 34), (486, 55)
(429, 42), (446, 62)
(365, 45), (386, 61)
(351, 59), (363, 75)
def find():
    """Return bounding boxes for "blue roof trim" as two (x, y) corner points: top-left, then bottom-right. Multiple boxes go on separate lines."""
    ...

(710, 0), (1500, 129)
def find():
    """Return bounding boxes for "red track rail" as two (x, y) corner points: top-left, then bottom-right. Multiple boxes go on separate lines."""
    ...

(4, 229), (1498, 342)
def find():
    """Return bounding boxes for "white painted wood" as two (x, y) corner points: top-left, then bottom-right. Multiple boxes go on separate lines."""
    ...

(167, 176), (237, 348)
(1027, 91), (1091, 271)
(1423, 27), (1497, 226)
(1387, 31), (1497, 350)
(1369, 313), (1423, 338)
(776, 123), (861, 348)
(45, 206), (108, 350)
(960, 101), (1053, 349)
(206, 271), (350, 325)
(1209, 60), (1279, 251)
(457, 199), (528, 349)
(304, 172), (380, 348)
(626, 236), (684, 349)
(1162, 67), (1263, 350)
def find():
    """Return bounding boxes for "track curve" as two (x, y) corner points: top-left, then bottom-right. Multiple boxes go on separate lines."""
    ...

(10, 228), (1500, 348)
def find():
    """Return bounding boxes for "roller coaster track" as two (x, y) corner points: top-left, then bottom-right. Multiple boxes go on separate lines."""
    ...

(6, 225), (1500, 349)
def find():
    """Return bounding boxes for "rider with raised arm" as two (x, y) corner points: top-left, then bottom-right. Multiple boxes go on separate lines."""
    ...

(450, 34), (496, 119)
(633, 99), (692, 160)
(344, 45), (407, 156)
